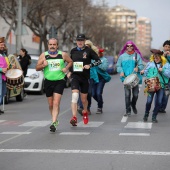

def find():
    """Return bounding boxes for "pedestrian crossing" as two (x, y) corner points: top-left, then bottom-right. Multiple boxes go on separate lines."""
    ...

(19, 121), (51, 127)
(0, 119), (152, 136)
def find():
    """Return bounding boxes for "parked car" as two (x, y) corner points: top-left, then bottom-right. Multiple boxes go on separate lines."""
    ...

(106, 56), (117, 75)
(24, 55), (44, 94)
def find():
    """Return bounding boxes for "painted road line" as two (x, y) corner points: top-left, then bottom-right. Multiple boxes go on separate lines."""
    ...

(0, 120), (6, 123)
(0, 108), (71, 145)
(0, 149), (170, 156)
(1, 121), (22, 125)
(121, 116), (128, 123)
(19, 121), (51, 127)
(125, 122), (152, 129)
(77, 121), (104, 127)
(0, 127), (36, 145)
(119, 133), (150, 136)
(60, 132), (90, 135)
(19, 108), (71, 127)
(0, 132), (31, 135)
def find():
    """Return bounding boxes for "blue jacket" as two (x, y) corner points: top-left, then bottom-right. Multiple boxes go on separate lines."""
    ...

(90, 57), (111, 83)
(144, 62), (170, 88)
(116, 52), (144, 83)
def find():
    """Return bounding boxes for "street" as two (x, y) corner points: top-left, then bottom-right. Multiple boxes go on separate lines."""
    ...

(0, 74), (170, 170)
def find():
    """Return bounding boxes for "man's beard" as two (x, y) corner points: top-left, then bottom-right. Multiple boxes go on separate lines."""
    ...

(0, 50), (4, 53)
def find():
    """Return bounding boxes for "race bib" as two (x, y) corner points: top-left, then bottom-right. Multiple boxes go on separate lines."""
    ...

(73, 62), (83, 72)
(48, 60), (61, 71)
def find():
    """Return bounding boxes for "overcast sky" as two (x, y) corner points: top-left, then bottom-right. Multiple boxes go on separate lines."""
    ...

(92, 0), (170, 49)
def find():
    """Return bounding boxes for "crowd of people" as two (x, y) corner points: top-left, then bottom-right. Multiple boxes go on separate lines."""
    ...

(0, 34), (170, 132)
(117, 40), (170, 123)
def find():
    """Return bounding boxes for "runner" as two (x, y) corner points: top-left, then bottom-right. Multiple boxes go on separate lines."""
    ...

(67, 34), (101, 126)
(36, 38), (73, 132)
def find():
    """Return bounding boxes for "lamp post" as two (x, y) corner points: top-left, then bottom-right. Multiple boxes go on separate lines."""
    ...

(16, 0), (22, 53)
(80, 6), (83, 34)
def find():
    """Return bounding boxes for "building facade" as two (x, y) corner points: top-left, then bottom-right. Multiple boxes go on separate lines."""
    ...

(108, 5), (137, 43)
(0, 17), (41, 55)
(136, 17), (152, 51)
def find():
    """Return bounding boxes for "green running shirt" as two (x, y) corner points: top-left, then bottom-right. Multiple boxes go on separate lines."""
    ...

(43, 51), (65, 81)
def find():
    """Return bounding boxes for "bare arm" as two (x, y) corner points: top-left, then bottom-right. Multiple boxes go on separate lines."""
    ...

(36, 53), (48, 71)
(62, 52), (73, 74)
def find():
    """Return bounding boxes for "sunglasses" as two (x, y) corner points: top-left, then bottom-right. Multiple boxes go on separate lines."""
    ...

(126, 45), (133, 48)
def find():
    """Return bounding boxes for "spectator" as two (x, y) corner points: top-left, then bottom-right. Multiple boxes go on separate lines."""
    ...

(0, 37), (9, 114)
(19, 48), (31, 77)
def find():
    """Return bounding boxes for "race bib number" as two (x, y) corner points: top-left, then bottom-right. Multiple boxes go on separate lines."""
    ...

(48, 60), (61, 71)
(73, 62), (83, 72)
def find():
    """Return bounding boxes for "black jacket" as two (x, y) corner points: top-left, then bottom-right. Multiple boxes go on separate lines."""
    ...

(19, 55), (30, 77)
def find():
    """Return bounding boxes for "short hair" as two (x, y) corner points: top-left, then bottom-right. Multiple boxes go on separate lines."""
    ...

(48, 38), (58, 45)
(163, 40), (170, 47)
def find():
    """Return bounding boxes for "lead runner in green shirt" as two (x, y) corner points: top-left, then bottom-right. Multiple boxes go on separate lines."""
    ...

(36, 38), (73, 132)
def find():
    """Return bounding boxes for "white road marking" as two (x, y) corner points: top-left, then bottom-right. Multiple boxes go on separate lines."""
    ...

(60, 132), (90, 135)
(0, 149), (170, 156)
(0, 120), (6, 123)
(121, 116), (128, 123)
(77, 121), (104, 127)
(0, 132), (31, 135)
(0, 127), (36, 145)
(0, 108), (71, 145)
(125, 122), (152, 129)
(119, 133), (150, 136)
(19, 121), (51, 127)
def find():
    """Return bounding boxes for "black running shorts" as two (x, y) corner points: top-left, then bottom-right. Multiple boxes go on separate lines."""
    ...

(71, 74), (89, 94)
(44, 79), (66, 97)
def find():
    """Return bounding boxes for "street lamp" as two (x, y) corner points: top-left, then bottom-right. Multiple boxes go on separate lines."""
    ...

(16, 0), (22, 53)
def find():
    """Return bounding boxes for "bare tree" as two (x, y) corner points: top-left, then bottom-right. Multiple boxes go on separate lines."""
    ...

(0, 0), (18, 42)
(0, 0), (125, 55)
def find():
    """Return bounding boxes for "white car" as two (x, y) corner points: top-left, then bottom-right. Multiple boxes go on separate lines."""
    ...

(24, 55), (44, 94)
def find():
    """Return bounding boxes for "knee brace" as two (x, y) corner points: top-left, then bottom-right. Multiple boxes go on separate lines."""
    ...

(71, 93), (79, 103)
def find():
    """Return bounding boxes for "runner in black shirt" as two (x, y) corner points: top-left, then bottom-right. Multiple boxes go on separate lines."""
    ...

(67, 34), (101, 126)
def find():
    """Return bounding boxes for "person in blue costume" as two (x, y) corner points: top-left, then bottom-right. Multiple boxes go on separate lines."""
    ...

(157, 40), (170, 113)
(141, 49), (170, 123)
(116, 40), (144, 116)
(91, 48), (111, 114)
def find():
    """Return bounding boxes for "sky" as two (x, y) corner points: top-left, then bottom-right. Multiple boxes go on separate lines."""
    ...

(92, 0), (170, 49)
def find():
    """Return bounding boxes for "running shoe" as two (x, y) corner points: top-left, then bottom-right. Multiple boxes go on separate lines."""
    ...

(50, 120), (59, 132)
(124, 112), (131, 116)
(96, 108), (103, 114)
(70, 116), (77, 126)
(131, 105), (138, 114)
(82, 111), (89, 124)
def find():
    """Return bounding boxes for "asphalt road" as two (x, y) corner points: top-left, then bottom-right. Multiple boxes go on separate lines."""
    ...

(0, 74), (170, 170)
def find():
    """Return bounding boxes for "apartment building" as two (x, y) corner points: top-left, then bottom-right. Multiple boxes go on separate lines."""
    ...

(108, 5), (137, 43)
(136, 17), (152, 51)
